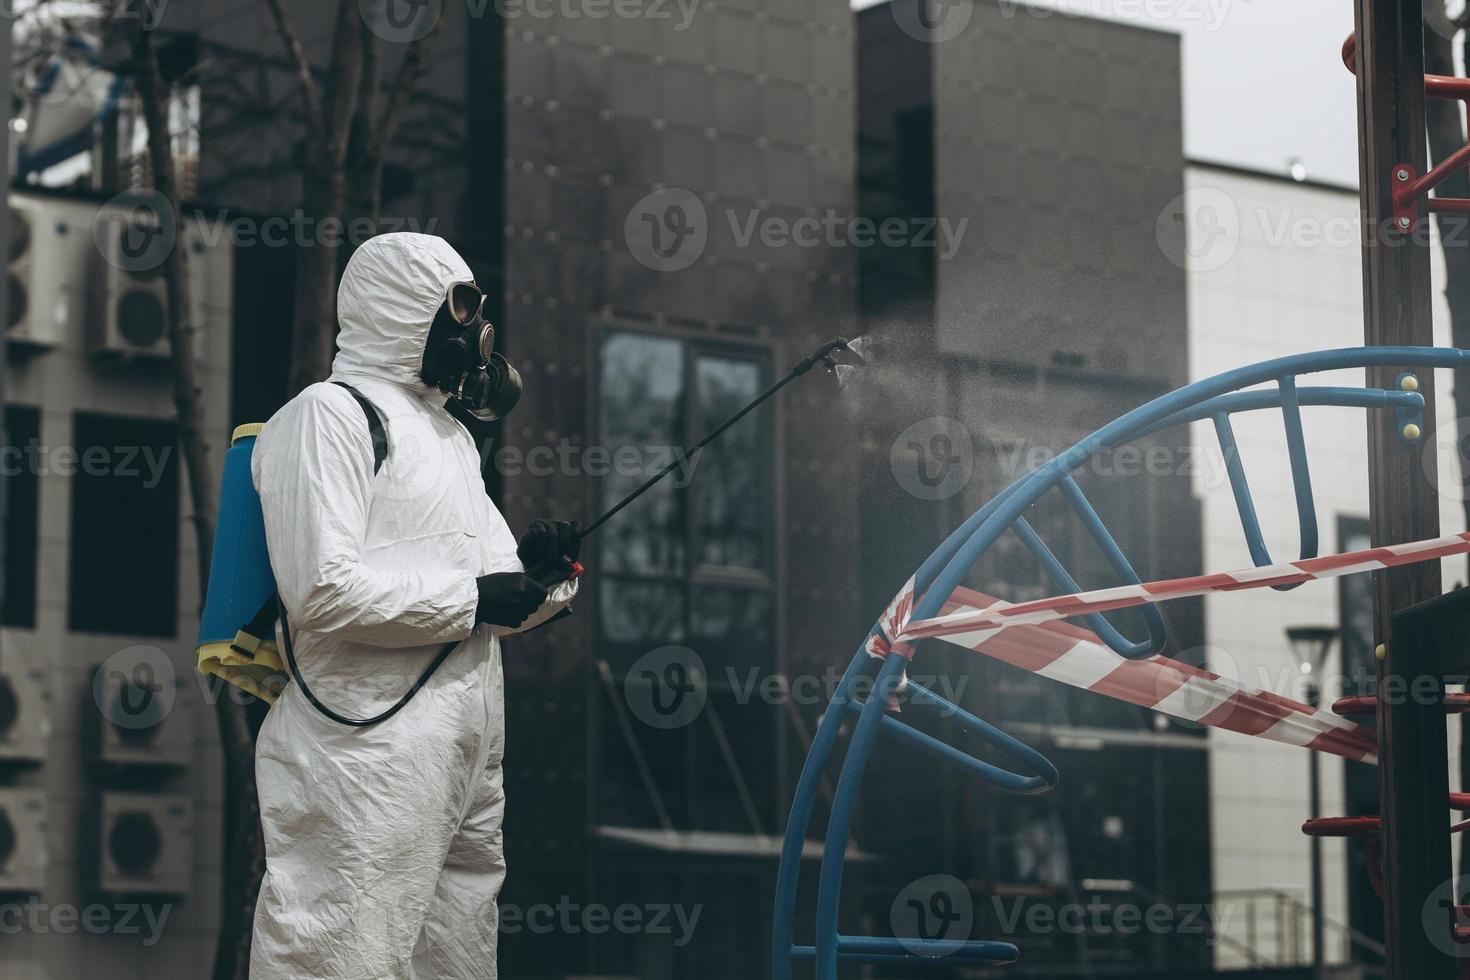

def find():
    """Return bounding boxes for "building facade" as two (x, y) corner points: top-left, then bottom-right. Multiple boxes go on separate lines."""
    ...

(856, 2), (1211, 976)
(2, 186), (234, 978)
(6, 2), (864, 979)
(8, 3), (1435, 980)
(1182, 159), (1464, 971)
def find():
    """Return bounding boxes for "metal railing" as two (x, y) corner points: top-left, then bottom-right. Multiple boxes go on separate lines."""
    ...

(1215, 887), (1386, 973)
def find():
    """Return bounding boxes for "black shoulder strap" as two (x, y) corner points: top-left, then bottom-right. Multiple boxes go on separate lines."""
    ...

(331, 381), (388, 475)
(228, 384), (394, 693)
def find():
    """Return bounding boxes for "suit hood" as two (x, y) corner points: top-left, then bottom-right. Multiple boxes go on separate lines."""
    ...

(330, 232), (474, 392)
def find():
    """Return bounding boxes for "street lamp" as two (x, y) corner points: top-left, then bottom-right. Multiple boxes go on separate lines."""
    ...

(1287, 624), (1339, 980)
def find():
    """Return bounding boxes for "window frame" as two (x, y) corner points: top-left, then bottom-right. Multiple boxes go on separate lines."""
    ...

(1, 405), (41, 629)
(592, 323), (778, 664)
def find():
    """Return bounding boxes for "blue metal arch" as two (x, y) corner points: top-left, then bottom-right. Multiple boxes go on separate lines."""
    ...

(772, 346), (1464, 979)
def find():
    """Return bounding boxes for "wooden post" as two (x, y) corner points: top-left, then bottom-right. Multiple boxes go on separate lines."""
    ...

(1352, 0), (1454, 975)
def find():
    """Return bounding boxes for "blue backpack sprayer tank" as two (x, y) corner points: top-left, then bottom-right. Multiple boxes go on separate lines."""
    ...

(195, 339), (863, 725)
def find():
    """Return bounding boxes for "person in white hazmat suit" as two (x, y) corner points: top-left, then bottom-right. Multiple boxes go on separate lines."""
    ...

(249, 232), (579, 979)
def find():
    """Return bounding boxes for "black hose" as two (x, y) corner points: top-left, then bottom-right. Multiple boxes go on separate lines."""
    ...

(279, 604), (460, 727)
(580, 338), (854, 537)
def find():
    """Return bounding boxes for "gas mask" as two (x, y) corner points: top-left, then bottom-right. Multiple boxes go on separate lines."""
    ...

(419, 281), (522, 421)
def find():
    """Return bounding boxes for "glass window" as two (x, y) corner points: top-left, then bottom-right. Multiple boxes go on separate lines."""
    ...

(694, 354), (765, 570)
(595, 329), (776, 835)
(596, 329), (772, 667)
(68, 413), (179, 636)
(2, 406), (40, 628)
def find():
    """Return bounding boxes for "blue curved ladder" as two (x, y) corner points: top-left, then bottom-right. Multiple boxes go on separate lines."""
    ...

(772, 346), (1466, 979)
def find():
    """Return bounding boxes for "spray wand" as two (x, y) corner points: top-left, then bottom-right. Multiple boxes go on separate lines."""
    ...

(526, 337), (865, 584)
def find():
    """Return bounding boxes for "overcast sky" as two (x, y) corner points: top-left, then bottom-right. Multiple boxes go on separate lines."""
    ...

(853, 0), (1364, 187)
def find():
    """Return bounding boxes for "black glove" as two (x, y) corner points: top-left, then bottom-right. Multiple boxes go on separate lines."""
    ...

(475, 572), (549, 628)
(517, 519), (582, 575)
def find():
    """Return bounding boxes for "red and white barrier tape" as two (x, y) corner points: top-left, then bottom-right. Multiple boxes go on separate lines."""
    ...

(896, 531), (1470, 645)
(857, 532), (1470, 761)
(933, 587), (1379, 763)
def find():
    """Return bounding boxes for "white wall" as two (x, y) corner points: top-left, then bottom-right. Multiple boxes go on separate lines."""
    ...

(1184, 162), (1465, 969)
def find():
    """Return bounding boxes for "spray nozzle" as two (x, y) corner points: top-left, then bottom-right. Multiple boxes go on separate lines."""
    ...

(799, 337), (868, 376)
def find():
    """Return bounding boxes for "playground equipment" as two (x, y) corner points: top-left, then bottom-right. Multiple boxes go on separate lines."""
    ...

(772, 346), (1470, 979)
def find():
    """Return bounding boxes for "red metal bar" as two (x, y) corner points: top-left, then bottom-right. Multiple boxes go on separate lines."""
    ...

(1346, 32), (1470, 221)
(1334, 693), (1470, 716)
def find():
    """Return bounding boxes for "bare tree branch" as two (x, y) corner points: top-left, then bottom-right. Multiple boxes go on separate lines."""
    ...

(372, 13), (445, 156)
(322, 0), (366, 168)
(262, 0), (325, 133)
(359, 11), (382, 146)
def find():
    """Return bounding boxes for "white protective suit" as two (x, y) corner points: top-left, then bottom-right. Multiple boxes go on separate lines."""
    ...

(250, 233), (575, 980)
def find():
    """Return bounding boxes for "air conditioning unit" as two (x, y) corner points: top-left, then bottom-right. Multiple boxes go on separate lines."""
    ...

(97, 792), (192, 896)
(0, 663), (51, 764)
(92, 659), (193, 768)
(88, 204), (220, 362)
(0, 788), (48, 894)
(6, 193), (89, 349)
